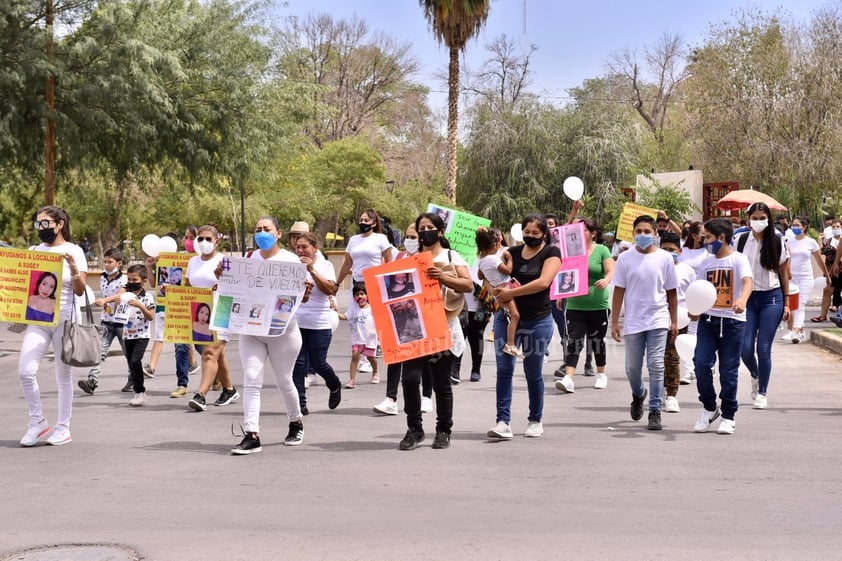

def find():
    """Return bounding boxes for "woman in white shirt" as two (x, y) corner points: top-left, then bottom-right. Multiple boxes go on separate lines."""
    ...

(783, 217), (829, 342)
(336, 209), (392, 290)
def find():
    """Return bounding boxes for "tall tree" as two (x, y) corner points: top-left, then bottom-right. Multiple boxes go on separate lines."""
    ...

(420, 0), (490, 204)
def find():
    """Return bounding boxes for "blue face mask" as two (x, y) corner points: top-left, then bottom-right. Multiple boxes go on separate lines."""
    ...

(704, 239), (723, 255)
(670, 252), (679, 263)
(254, 231), (277, 251)
(634, 234), (654, 249)
(791, 227), (803, 236)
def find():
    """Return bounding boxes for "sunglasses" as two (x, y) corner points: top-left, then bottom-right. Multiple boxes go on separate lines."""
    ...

(196, 236), (215, 242)
(33, 219), (56, 230)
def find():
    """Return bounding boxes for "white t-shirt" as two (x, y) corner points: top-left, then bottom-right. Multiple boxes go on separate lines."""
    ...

(346, 233), (391, 282)
(296, 258), (337, 330)
(690, 251), (753, 321)
(99, 272), (127, 322)
(31, 242), (88, 322)
(347, 304), (377, 348)
(465, 262), (482, 312)
(822, 225), (834, 244)
(123, 292), (156, 339)
(612, 247), (678, 335)
(738, 234), (788, 291)
(187, 253), (224, 288)
(478, 254), (509, 287)
(674, 262), (697, 307)
(677, 247), (706, 264)
(248, 249), (300, 336)
(787, 236), (819, 278)
(432, 249), (467, 357)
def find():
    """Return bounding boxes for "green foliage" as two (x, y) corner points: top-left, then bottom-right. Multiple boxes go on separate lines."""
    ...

(634, 176), (699, 223)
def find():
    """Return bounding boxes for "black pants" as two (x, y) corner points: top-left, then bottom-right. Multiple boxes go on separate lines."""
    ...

(564, 309), (609, 368)
(125, 338), (150, 394)
(402, 352), (454, 434)
(387, 361), (431, 401)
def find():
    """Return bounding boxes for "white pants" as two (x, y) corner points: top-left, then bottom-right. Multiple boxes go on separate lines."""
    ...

(239, 331), (303, 433)
(18, 322), (74, 428)
(792, 274), (814, 329)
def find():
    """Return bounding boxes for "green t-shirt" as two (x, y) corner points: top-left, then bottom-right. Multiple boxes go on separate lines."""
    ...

(566, 244), (612, 311)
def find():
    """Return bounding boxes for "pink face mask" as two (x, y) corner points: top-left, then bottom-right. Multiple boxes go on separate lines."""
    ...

(184, 238), (195, 253)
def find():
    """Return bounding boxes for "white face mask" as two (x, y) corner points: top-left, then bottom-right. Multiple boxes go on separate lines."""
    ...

(403, 238), (419, 254)
(833, 229), (842, 237)
(750, 219), (769, 233)
(196, 240), (216, 255)
(104, 267), (117, 275)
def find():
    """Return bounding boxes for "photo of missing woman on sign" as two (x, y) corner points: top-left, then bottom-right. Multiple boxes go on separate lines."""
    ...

(192, 302), (214, 342)
(380, 269), (421, 302)
(389, 298), (425, 344)
(564, 228), (586, 257)
(556, 269), (579, 295)
(25, 271), (57, 322)
(269, 295), (296, 335)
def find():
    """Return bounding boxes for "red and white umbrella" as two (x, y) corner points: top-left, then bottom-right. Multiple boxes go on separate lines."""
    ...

(717, 189), (787, 211)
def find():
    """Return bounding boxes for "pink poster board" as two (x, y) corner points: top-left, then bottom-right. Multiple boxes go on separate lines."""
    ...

(549, 222), (589, 300)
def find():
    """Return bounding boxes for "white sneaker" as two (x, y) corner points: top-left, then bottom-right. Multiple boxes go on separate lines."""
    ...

(694, 407), (720, 432)
(524, 421), (543, 438)
(373, 397), (398, 415)
(420, 396), (433, 413)
(46, 424), (72, 446)
(679, 373), (693, 385)
(129, 392), (147, 407)
(487, 421), (513, 439)
(308, 373), (319, 386)
(753, 394), (767, 409)
(555, 375), (575, 393)
(780, 329), (793, 341)
(664, 395), (681, 413)
(750, 377), (759, 400)
(717, 418), (736, 434)
(593, 373), (607, 389)
(20, 419), (51, 447)
(358, 360), (373, 373)
(303, 375), (311, 389)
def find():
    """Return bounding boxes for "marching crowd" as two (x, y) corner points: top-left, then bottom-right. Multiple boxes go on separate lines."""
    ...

(13, 203), (842, 453)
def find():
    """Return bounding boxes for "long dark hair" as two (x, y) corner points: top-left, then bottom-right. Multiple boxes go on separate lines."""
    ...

(415, 212), (451, 249)
(579, 218), (603, 244)
(746, 202), (783, 272)
(361, 209), (383, 234)
(33, 271), (58, 298)
(35, 205), (72, 242)
(683, 221), (702, 249)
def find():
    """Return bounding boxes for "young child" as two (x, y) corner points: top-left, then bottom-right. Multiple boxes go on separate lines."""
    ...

(476, 227), (522, 358)
(122, 264), (156, 406)
(78, 247), (129, 395)
(338, 285), (379, 388)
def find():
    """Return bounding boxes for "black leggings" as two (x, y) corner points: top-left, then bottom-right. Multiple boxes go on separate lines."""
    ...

(564, 309), (609, 368)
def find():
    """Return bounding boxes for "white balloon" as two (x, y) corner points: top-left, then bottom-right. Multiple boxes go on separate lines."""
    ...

(510, 223), (523, 243)
(563, 176), (585, 201)
(685, 280), (717, 316)
(329, 310), (340, 332)
(675, 334), (697, 362)
(676, 306), (691, 329)
(141, 234), (161, 257)
(158, 235), (178, 254)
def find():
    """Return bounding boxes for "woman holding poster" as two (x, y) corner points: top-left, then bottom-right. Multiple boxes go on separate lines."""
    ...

(231, 216), (306, 455)
(18, 206), (88, 447)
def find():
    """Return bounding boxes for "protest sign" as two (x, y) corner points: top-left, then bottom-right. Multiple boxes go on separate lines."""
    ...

(550, 222), (590, 300)
(363, 252), (451, 365)
(0, 247), (63, 325)
(154, 252), (191, 310)
(426, 203), (491, 265)
(162, 285), (217, 344)
(616, 202), (659, 242)
(211, 256), (308, 336)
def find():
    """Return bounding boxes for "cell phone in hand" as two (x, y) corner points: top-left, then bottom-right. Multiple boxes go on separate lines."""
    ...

(508, 278), (521, 289)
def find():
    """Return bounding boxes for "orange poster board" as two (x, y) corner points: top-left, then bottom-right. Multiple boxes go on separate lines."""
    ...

(362, 252), (451, 365)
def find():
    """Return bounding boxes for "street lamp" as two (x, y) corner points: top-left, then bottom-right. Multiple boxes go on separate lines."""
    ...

(385, 180), (396, 193)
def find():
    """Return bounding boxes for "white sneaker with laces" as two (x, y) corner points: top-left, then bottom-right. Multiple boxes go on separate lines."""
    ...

(358, 360), (373, 373)
(420, 396), (433, 413)
(717, 418), (736, 434)
(750, 377), (759, 400)
(753, 394), (767, 409)
(664, 395), (680, 413)
(780, 329), (793, 341)
(20, 418), (51, 447)
(555, 375), (575, 393)
(593, 373), (607, 389)
(373, 397), (399, 415)
(524, 421), (543, 438)
(487, 421), (513, 439)
(129, 392), (147, 407)
(679, 372), (693, 385)
(694, 408), (720, 432)
(46, 424), (72, 446)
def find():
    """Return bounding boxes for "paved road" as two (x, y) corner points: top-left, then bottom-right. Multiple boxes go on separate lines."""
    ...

(2, 292), (841, 560)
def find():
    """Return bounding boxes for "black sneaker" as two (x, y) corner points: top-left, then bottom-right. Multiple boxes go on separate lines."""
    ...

(214, 386), (240, 406)
(431, 431), (451, 449)
(284, 421), (304, 446)
(630, 389), (648, 421)
(121, 380), (133, 393)
(231, 432), (262, 455)
(647, 410), (662, 430)
(398, 429), (425, 450)
(300, 405), (309, 416)
(553, 366), (566, 378)
(77, 378), (97, 395)
(188, 392), (207, 412)
(328, 388), (341, 410)
(450, 374), (461, 385)
(470, 372), (481, 382)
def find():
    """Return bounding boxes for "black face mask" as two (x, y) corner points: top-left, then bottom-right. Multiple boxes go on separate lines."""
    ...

(358, 222), (373, 234)
(419, 230), (441, 247)
(657, 229), (669, 238)
(38, 228), (58, 244)
(522, 236), (544, 248)
(125, 282), (142, 292)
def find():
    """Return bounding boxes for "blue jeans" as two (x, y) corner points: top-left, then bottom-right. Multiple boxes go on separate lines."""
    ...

(174, 343), (190, 388)
(741, 289), (784, 395)
(494, 312), (553, 424)
(293, 328), (341, 407)
(87, 321), (125, 381)
(694, 314), (744, 420)
(623, 329), (668, 412)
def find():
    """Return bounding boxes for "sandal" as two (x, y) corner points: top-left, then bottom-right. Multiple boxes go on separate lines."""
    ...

(810, 316), (828, 322)
(344, 382), (356, 389)
(370, 375), (380, 384)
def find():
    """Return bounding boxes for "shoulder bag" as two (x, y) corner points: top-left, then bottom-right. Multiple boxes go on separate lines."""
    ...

(61, 289), (104, 367)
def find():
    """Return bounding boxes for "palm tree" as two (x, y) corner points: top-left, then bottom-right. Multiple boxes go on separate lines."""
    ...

(420, 0), (490, 204)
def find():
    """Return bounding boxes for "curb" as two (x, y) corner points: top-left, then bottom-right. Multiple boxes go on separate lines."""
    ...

(811, 328), (842, 357)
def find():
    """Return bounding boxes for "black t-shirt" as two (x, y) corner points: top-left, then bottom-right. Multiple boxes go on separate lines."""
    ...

(509, 243), (562, 321)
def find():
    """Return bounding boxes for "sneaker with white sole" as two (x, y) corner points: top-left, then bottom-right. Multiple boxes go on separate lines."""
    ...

(358, 360), (373, 373)
(188, 361), (201, 375)
(20, 419), (51, 447)
(717, 418), (736, 434)
(524, 421), (543, 438)
(170, 386), (188, 398)
(46, 424), (72, 446)
(77, 377), (97, 395)
(373, 397), (399, 415)
(487, 421), (513, 440)
(780, 329), (793, 341)
(750, 377), (759, 400)
(129, 392), (147, 407)
(284, 421), (304, 446)
(555, 375), (575, 393)
(664, 395), (681, 413)
(420, 396), (433, 413)
(679, 373), (693, 385)
(694, 407), (721, 433)
(231, 431), (262, 455)
(142, 364), (156, 378)
(593, 373), (607, 389)
(753, 394), (768, 409)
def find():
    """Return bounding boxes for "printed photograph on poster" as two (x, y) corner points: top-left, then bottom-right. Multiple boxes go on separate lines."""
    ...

(550, 228), (561, 247)
(25, 271), (58, 322)
(389, 298), (426, 344)
(564, 228), (586, 257)
(249, 304), (265, 319)
(429, 205), (452, 229)
(269, 295), (297, 335)
(556, 270), (579, 295)
(379, 269), (421, 302)
(192, 302), (214, 342)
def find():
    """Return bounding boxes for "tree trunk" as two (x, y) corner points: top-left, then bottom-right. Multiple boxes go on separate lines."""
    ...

(446, 46), (460, 204)
(44, 0), (56, 205)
